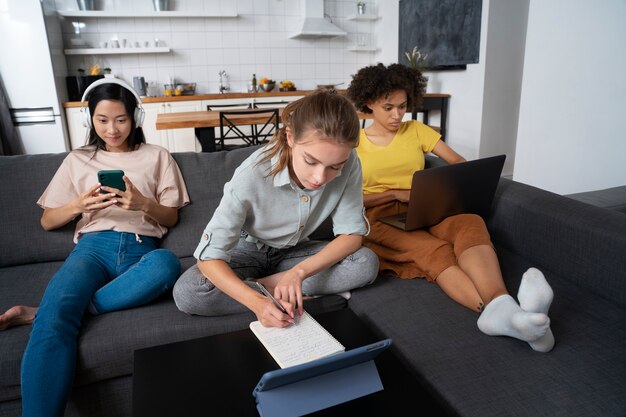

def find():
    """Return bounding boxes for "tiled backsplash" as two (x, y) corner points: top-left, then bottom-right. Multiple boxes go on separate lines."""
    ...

(55, 0), (379, 96)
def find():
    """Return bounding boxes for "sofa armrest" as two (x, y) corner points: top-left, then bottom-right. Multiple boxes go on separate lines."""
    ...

(487, 178), (626, 308)
(566, 186), (626, 214)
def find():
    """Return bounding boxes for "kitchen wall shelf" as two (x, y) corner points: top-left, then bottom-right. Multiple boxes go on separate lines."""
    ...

(64, 47), (171, 55)
(346, 14), (379, 21)
(57, 11), (238, 18)
(348, 46), (378, 52)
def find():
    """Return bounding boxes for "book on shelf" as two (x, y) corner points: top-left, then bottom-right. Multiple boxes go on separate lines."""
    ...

(249, 310), (345, 369)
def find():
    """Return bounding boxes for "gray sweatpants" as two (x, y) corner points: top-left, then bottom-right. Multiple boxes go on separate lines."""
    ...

(173, 237), (379, 316)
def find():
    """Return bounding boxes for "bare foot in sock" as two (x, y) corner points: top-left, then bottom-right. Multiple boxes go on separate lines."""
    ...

(0, 305), (37, 330)
(518, 267), (553, 312)
(477, 294), (550, 342)
(518, 268), (555, 352)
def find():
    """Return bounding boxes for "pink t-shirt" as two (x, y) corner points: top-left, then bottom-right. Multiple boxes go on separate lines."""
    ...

(38, 143), (190, 243)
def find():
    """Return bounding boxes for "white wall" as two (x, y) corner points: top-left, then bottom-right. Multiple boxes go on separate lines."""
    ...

(514, 0), (626, 194)
(479, 0), (529, 178)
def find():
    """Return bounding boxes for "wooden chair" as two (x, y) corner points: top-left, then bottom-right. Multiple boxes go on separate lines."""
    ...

(218, 108), (279, 150)
(411, 97), (448, 141)
(357, 97), (449, 140)
(201, 104), (253, 152)
(252, 101), (288, 143)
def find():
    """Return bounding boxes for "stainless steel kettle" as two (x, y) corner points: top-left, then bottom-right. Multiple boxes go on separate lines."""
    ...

(133, 76), (147, 96)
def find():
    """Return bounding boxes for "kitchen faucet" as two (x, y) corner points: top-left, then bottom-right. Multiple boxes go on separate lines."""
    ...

(218, 70), (230, 94)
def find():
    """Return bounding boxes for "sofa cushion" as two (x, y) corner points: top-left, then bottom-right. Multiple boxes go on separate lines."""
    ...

(348, 245), (626, 417)
(163, 148), (257, 258)
(0, 147), (259, 268)
(0, 262), (66, 401)
(0, 153), (75, 268)
(0, 259), (347, 403)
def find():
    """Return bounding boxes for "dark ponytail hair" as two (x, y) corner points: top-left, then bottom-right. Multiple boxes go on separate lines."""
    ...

(258, 90), (360, 178)
(84, 83), (146, 152)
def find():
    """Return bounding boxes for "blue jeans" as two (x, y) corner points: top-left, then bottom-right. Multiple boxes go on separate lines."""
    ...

(20, 231), (181, 417)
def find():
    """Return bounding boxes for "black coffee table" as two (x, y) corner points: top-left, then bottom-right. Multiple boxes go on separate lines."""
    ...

(133, 308), (450, 416)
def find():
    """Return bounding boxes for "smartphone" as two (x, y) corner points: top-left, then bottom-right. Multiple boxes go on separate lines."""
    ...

(97, 170), (126, 194)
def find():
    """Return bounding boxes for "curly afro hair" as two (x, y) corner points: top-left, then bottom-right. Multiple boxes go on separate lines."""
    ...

(346, 63), (427, 114)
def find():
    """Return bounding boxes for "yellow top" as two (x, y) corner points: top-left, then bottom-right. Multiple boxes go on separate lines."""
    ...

(356, 120), (440, 194)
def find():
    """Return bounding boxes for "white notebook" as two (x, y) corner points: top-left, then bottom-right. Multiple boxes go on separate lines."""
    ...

(249, 310), (345, 369)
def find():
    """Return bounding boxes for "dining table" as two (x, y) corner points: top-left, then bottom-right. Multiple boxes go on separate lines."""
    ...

(155, 105), (444, 152)
(155, 109), (293, 130)
(155, 108), (374, 152)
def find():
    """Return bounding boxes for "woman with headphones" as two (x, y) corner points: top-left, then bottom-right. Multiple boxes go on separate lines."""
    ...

(0, 79), (190, 416)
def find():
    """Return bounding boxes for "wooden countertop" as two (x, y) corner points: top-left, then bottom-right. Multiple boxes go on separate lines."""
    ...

(63, 90), (451, 108)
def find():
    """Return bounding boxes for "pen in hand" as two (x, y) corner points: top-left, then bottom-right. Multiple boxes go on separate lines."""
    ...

(256, 282), (294, 323)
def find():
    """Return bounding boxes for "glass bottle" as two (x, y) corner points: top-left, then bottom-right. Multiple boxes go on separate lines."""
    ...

(252, 73), (257, 92)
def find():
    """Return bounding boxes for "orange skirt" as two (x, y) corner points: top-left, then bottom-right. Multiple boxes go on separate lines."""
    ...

(364, 201), (493, 281)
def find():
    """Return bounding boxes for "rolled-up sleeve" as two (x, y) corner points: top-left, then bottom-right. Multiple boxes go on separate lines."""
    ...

(193, 181), (247, 262)
(331, 153), (368, 236)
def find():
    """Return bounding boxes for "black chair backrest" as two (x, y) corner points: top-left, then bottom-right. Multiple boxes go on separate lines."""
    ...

(218, 108), (279, 150)
(205, 104), (253, 151)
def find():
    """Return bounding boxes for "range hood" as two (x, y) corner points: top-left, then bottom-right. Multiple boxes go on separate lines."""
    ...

(289, 0), (347, 39)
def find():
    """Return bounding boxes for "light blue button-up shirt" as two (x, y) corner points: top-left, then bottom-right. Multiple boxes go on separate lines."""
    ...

(194, 146), (367, 262)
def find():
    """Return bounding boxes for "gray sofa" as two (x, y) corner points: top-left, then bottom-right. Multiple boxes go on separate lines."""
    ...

(1, 147), (625, 417)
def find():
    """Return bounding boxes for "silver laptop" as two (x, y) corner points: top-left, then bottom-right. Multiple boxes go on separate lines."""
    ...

(378, 154), (506, 231)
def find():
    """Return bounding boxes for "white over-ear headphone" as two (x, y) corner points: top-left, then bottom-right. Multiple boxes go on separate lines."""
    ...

(80, 78), (145, 128)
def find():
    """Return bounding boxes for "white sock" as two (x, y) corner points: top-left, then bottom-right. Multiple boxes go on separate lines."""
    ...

(518, 267), (555, 352)
(337, 291), (351, 300)
(477, 294), (550, 343)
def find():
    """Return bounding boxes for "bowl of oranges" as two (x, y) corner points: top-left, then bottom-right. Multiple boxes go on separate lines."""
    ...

(258, 77), (276, 92)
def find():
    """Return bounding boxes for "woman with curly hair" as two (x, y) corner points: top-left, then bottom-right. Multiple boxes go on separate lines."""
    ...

(347, 63), (555, 352)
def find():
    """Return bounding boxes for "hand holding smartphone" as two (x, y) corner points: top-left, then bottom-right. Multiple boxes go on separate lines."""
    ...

(97, 170), (126, 194)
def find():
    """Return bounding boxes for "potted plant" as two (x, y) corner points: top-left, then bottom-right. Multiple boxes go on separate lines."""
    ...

(103, 67), (113, 78)
(404, 46), (429, 72)
(77, 68), (86, 76)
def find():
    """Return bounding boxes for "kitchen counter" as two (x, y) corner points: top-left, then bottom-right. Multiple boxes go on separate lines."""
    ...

(62, 90), (451, 107)
(63, 90), (314, 108)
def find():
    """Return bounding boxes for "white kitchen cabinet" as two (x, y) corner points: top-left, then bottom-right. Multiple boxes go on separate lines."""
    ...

(143, 101), (203, 153)
(65, 99), (203, 153)
(65, 106), (89, 149)
(201, 95), (302, 111)
(141, 103), (167, 149)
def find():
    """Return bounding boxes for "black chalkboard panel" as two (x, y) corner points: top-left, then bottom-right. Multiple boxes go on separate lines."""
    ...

(399, 0), (482, 70)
